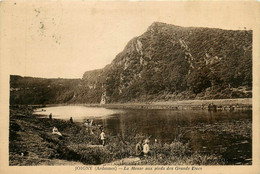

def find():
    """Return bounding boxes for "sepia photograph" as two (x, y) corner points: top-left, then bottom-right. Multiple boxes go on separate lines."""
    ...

(1, 0), (260, 173)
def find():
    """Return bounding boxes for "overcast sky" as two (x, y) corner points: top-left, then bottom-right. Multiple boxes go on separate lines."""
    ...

(1, 1), (258, 78)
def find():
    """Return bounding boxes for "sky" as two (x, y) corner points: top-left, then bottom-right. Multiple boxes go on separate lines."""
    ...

(1, 1), (259, 78)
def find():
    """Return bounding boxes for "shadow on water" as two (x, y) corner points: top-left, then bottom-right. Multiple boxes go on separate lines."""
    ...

(94, 109), (252, 165)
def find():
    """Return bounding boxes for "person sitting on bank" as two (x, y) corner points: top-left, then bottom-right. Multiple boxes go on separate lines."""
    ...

(100, 130), (106, 146)
(52, 126), (62, 136)
(143, 139), (150, 156)
(135, 140), (143, 157)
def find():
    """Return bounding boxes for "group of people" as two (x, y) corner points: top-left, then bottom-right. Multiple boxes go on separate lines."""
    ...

(135, 139), (151, 157)
(50, 116), (153, 151)
(85, 119), (106, 146)
(51, 117), (105, 145)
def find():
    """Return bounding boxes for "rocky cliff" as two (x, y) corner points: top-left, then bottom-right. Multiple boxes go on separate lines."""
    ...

(80, 22), (252, 103)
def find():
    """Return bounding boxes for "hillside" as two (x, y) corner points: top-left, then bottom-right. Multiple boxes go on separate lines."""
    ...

(10, 75), (81, 105)
(10, 22), (252, 104)
(79, 22), (252, 103)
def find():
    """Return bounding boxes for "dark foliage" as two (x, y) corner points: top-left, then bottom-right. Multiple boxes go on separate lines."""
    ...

(10, 75), (81, 105)
(82, 22), (252, 102)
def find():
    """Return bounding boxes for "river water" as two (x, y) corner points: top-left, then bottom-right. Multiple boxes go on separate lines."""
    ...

(34, 105), (252, 165)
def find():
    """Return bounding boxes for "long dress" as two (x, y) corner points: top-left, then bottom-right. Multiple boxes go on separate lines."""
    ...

(135, 143), (142, 156)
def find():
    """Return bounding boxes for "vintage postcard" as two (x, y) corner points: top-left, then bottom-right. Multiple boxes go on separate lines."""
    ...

(0, 0), (259, 174)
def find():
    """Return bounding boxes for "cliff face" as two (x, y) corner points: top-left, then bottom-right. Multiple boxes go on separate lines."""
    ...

(10, 22), (252, 104)
(81, 22), (252, 103)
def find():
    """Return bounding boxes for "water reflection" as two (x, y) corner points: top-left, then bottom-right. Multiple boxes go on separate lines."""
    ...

(35, 106), (252, 165)
(94, 109), (252, 165)
(94, 110), (251, 141)
(34, 105), (124, 120)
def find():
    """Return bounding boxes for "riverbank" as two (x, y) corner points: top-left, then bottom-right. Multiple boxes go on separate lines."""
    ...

(102, 98), (252, 110)
(37, 98), (252, 110)
(9, 105), (226, 165)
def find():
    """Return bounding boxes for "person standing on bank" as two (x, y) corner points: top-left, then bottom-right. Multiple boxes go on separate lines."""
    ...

(135, 140), (143, 157)
(49, 113), (52, 120)
(143, 139), (150, 156)
(100, 130), (106, 146)
(69, 117), (73, 124)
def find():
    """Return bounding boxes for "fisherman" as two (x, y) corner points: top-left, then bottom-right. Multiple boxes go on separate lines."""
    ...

(100, 130), (106, 146)
(135, 139), (143, 157)
(52, 126), (62, 136)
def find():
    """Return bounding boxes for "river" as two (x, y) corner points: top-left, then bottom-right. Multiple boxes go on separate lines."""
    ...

(34, 105), (252, 165)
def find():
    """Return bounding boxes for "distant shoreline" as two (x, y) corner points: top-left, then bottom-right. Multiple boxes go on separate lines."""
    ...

(28, 98), (252, 110)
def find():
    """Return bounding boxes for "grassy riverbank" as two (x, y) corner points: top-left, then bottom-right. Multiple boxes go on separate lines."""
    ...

(39, 98), (252, 110)
(102, 98), (252, 110)
(9, 105), (228, 166)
